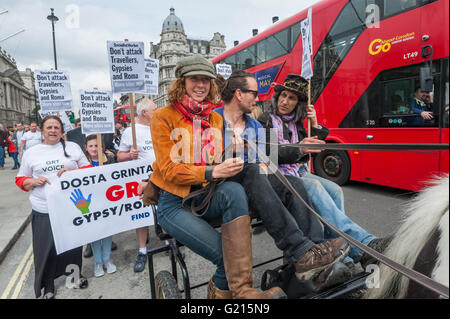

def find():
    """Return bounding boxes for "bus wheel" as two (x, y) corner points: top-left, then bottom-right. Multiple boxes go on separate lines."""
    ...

(155, 271), (182, 299)
(313, 149), (351, 186)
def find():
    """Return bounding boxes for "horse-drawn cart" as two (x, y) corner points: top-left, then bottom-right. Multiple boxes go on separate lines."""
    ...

(146, 205), (371, 299)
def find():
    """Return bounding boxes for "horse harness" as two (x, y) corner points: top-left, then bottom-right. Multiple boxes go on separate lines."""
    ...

(245, 140), (449, 299)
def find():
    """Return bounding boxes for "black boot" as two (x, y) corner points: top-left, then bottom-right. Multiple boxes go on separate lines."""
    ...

(359, 235), (393, 269)
(313, 261), (353, 292)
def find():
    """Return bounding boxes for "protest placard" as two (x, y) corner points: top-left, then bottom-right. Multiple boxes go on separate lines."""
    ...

(216, 64), (232, 79)
(107, 41), (146, 94)
(300, 7), (313, 80)
(79, 90), (114, 135)
(141, 59), (159, 95)
(35, 70), (73, 111)
(38, 110), (74, 133)
(46, 159), (154, 254)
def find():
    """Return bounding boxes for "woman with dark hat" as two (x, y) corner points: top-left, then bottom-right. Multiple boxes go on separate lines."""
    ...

(147, 55), (286, 299)
(15, 116), (89, 299)
(258, 74), (385, 268)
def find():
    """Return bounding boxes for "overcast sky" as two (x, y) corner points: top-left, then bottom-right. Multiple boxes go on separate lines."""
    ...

(0, 0), (320, 113)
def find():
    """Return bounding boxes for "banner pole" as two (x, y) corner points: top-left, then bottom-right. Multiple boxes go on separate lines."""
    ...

(124, 39), (137, 150)
(93, 87), (103, 166)
(97, 134), (103, 166)
(307, 79), (313, 172)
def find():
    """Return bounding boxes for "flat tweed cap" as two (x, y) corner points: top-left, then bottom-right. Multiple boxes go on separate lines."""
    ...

(175, 54), (217, 79)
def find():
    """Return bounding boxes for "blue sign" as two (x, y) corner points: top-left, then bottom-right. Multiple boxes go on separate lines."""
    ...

(253, 65), (281, 95)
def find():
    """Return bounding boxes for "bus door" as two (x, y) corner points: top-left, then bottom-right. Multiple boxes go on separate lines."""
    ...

(361, 63), (442, 191)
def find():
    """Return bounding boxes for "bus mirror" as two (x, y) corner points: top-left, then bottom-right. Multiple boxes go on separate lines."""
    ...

(420, 67), (433, 93)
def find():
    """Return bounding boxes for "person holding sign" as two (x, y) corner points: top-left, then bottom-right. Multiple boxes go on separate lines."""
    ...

(146, 55), (286, 299)
(83, 134), (117, 277)
(15, 116), (90, 299)
(257, 74), (386, 268)
(117, 98), (157, 273)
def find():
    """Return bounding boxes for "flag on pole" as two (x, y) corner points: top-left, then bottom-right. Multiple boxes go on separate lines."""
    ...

(301, 7), (313, 79)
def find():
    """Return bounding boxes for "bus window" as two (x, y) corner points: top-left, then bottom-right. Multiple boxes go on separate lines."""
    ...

(257, 28), (290, 64)
(383, 0), (418, 17)
(340, 60), (443, 128)
(384, 80), (412, 115)
(237, 45), (256, 69)
(290, 21), (302, 50)
(312, 1), (368, 102)
(223, 55), (238, 71)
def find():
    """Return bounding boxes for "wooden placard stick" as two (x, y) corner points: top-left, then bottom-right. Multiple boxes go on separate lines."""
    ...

(124, 39), (137, 151)
(307, 79), (311, 138)
(93, 88), (103, 166)
(307, 79), (313, 172)
(97, 133), (104, 166)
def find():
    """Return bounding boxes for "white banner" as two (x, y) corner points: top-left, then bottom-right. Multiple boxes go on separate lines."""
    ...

(107, 41), (146, 93)
(216, 64), (232, 79)
(35, 70), (73, 111)
(79, 90), (115, 135)
(38, 110), (74, 134)
(46, 160), (154, 254)
(301, 7), (314, 79)
(140, 59), (159, 95)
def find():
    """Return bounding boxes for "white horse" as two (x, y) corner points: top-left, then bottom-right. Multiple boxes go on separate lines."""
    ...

(365, 174), (449, 299)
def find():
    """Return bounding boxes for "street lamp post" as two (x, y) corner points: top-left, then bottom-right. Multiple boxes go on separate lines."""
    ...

(47, 8), (59, 70)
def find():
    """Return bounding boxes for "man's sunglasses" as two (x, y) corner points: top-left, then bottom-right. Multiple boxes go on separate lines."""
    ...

(240, 89), (259, 98)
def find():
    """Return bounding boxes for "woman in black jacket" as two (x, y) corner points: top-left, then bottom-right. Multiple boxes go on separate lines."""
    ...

(258, 74), (385, 268)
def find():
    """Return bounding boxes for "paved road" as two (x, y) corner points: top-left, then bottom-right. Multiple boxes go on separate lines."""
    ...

(0, 159), (412, 299)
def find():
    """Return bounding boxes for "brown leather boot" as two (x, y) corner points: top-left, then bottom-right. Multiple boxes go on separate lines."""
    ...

(221, 216), (287, 299)
(294, 237), (350, 281)
(207, 278), (232, 299)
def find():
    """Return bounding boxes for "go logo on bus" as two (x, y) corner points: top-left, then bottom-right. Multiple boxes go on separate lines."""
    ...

(369, 38), (392, 55)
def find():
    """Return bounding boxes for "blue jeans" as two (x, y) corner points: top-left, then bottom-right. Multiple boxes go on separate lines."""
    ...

(11, 152), (19, 168)
(0, 147), (4, 167)
(91, 236), (112, 264)
(156, 181), (249, 291)
(301, 173), (376, 262)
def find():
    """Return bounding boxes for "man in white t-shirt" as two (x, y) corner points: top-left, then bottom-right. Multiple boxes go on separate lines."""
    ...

(118, 98), (157, 273)
(20, 122), (42, 155)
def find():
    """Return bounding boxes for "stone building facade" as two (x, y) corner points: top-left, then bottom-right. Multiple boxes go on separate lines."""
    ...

(145, 8), (227, 108)
(0, 47), (37, 127)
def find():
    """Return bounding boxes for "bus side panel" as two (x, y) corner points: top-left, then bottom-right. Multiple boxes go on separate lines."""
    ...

(361, 128), (440, 191)
(441, 128), (449, 176)
(314, 7), (422, 128)
(419, 0), (449, 63)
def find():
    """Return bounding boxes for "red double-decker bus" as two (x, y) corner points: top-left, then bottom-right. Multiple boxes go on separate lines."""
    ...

(212, 0), (449, 191)
(114, 105), (136, 124)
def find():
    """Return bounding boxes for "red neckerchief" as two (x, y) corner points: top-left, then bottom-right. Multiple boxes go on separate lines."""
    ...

(173, 95), (216, 166)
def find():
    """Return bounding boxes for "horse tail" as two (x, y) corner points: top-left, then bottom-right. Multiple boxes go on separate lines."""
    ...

(365, 174), (449, 299)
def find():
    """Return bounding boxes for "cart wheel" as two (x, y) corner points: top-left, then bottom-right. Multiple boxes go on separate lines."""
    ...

(155, 271), (182, 299)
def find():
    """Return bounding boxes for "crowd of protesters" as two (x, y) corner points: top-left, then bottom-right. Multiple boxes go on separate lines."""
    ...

(9, 55), (392, 300)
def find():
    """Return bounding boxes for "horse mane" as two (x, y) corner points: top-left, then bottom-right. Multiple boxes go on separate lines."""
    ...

(365, 174), (449, 299)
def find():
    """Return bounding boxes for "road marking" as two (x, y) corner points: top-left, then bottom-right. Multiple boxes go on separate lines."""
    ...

(0, 243), (33, 299)
(11, 253), (33, 299)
